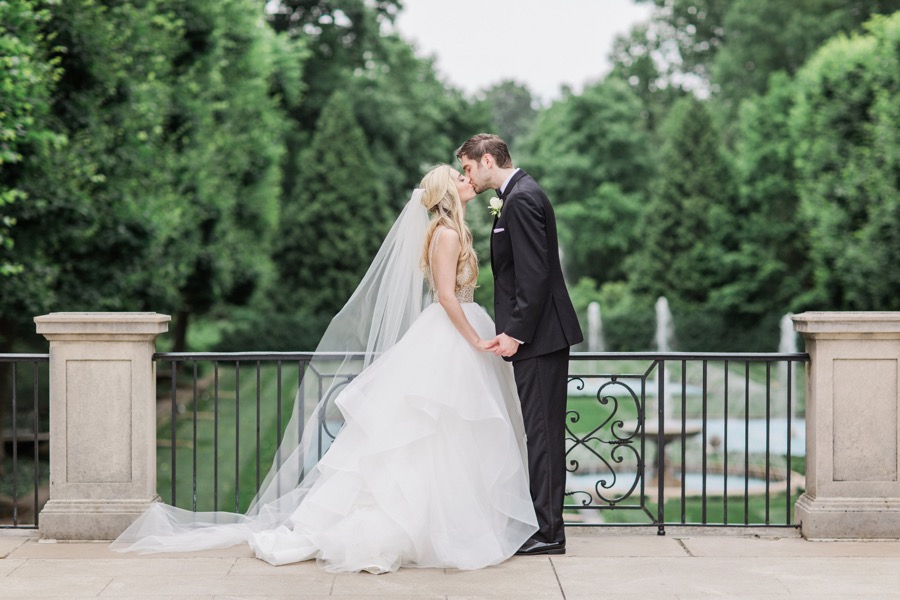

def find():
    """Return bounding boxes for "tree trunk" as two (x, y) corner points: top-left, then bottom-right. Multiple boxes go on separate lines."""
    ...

(172, 309), (190, 354)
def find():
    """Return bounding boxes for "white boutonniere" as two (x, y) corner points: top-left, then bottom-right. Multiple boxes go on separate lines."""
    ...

(488, 196), (503, 218)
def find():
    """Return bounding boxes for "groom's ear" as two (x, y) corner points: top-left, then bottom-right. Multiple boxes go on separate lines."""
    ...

(482, 153), (494, 169)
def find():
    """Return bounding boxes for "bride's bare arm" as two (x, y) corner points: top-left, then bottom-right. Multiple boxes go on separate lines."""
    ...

(432, 229), (485, 349)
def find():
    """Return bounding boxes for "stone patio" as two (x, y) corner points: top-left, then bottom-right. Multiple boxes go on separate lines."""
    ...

(3, 527), (900, 599)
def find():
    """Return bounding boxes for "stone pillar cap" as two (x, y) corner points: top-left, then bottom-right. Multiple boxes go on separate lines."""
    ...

(35, 312), (171, 336)
(792, 311), (900, 334)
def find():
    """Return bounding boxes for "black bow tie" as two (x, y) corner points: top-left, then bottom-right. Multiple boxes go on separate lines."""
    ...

(496, 188), (504, 199)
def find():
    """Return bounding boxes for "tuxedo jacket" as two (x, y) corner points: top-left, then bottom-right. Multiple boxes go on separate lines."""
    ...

(490, 170), (584, 362)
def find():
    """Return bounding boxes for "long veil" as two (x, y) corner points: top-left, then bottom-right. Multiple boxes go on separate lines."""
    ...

(112, 189), (432, 553)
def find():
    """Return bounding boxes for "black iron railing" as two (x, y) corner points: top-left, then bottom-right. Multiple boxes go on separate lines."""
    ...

(0, 354), (49, 530)
(155, 351), (809, 534)
(154, 352), (369, 513)
(565, 352), (808, 534)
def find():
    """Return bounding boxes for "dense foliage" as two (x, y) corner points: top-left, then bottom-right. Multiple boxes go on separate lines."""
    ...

(1, 1), (897, 362)
(547, 2), (900, 351)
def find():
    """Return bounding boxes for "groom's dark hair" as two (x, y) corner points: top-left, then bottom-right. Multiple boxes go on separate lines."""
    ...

(456, 134), (513, 168)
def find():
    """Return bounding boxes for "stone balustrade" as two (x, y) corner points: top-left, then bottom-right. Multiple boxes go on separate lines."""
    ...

(29, 310), (900, 540)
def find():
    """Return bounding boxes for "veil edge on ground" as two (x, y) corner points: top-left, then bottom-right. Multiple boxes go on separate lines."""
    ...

(111, 189), (432, 552)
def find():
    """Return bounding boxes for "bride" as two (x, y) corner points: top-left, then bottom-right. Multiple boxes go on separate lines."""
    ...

(112, 164), (538, 573)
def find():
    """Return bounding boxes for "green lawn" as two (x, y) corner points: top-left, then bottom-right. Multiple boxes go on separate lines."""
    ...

(156, 361), (302, 512)
(567, 491), (803, 526)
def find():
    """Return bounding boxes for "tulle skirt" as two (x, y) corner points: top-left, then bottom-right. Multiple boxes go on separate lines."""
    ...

(112, 303), (538, 573)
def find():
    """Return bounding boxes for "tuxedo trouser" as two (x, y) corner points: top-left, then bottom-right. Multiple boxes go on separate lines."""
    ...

(513, 346), (569, 544)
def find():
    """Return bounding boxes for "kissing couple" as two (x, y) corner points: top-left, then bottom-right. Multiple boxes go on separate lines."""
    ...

(113, 134), (583, 574)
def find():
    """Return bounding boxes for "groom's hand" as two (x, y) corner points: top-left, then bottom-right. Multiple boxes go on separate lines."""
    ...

(490, 333), (520, 358)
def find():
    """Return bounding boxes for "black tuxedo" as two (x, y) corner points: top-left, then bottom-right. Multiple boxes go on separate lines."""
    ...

(490, 169), (583, 544)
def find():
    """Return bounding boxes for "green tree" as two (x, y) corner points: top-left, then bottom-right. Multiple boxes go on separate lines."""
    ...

(163, 0), (297, 352)
(266, 0), (401, 129)
(1, 0), (186, 350)
(273, 90), (390, 319)
(266, 2), (487, 215)
(265, 0), (403, 203)
(712, 0), (900, 116)
(517, 78), (655, 289)
(627, 96), (740, 350)
(0, 0), (62, 279)
(481, 80), (538, 150)
(608, 23), (687, 134)
(727, 71), (812, 323)
(519, 78), (656, 203)
(1, 0), (294, 354)
(0, 0), (64, 474)
(556, 183), (643, 287)
(635, 0), (730, 84)
(343, 34), (491, 213)
(790, 13), (900, 310)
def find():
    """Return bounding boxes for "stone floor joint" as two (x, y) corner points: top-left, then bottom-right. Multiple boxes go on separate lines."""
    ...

(96, 575), (115, 597)
(676, 538), (695, 557)
(549, 556), (567, 600)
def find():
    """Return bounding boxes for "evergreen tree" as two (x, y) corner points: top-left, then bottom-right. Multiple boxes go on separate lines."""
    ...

(627, 96), (740, 350)
(342, 34), (491, 214)
(273, 90), (390, 318)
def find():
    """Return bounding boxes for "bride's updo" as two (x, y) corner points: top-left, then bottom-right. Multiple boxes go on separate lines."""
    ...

(419, 164), (478, 287)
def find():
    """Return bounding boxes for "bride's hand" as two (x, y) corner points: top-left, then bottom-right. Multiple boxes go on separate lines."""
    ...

(475, 339), (496, 352)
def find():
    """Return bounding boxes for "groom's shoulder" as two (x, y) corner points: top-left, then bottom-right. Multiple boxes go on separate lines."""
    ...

(514, 171), (550, 200)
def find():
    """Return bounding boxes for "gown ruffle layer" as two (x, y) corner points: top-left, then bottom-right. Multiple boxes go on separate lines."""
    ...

(113, 303), (537, 574)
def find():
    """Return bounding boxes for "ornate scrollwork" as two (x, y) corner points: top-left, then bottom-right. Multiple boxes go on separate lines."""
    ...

(566, 376), (643, 506)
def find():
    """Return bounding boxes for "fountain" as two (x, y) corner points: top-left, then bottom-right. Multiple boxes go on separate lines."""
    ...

(655, 296), (674, 421)
(779, 313), (798, 421)
(587, 301), (604, 352)
(640, 297), (701, 487)
(566, 304), (805, 513)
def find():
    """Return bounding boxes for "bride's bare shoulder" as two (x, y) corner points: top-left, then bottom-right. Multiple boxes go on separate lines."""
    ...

(428, 226), (460, 250)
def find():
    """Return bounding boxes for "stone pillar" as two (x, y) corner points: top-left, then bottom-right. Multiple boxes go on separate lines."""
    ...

(793, 312), (900, 539)
(34, 312), (170, 540)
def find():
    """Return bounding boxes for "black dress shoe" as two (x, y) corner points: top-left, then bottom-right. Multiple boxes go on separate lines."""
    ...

(515, 538), (566, 555)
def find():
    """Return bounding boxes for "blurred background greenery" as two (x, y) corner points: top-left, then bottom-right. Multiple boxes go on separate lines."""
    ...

(2, 0), (898, 360)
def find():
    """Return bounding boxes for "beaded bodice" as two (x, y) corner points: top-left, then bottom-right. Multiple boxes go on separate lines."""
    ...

(427, 227), (476, 304)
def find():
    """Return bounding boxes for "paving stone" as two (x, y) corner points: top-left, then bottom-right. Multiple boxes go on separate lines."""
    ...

(100, 574), (333, 597)
(0, 536), (31, 559)
(0, 575), (112, 597)
(8, 557), (234, 578)
(680, 535), (900, 558)
(0, 558), (24, 577)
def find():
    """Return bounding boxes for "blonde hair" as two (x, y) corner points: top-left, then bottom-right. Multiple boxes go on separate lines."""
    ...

(419, 164), (478, 287)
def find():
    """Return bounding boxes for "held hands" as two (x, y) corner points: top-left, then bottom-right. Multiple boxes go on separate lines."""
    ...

(475, 339), (495, 352)
(484, 333), (520, 358)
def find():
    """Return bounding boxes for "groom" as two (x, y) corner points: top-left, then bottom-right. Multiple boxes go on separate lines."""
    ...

(457, 134), (583, 556)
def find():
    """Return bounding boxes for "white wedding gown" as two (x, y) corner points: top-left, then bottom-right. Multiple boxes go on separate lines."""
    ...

(113, 228), (538, 573)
